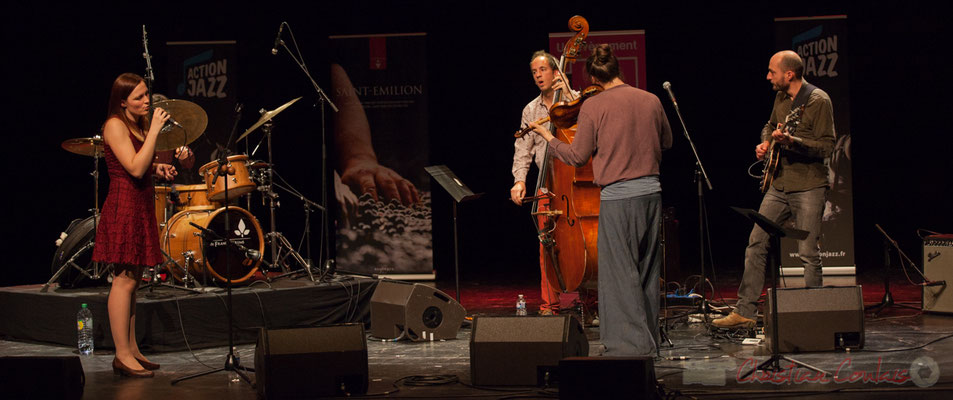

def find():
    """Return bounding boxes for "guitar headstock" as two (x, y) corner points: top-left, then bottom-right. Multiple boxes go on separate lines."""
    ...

(782, 104), (805, 134)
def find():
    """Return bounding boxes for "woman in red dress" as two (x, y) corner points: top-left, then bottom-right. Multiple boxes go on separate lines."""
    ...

(91, 73), (175, 378)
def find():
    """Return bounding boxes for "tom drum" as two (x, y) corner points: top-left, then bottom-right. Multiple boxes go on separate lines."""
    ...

(198, 155), (256, 202)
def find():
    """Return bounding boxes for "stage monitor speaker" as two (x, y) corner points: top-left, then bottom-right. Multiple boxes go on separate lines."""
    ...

(370, 280), (466, 341)
(0, 356), (84, 399)
(470, 315), (588, 386)
(923, 235), (953, 313)
(255, 324), (368, 399)
(766, 286), (864, 353)
(558, 357), (657, 399)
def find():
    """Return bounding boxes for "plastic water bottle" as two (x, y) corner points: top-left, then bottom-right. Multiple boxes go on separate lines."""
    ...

(77, 303), (93, 355)
(516, 294), (527, 316)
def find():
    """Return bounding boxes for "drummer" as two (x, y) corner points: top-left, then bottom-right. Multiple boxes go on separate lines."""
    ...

(154, 146), (194, 174)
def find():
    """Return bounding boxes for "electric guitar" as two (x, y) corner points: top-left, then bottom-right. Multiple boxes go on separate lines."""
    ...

(759, 105), (805, 193)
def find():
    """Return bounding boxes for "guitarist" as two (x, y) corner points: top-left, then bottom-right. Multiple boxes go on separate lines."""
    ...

(713, 50), (836, 329)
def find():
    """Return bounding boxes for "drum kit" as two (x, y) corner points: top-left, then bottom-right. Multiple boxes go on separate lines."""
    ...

(45, 96), (318, 291)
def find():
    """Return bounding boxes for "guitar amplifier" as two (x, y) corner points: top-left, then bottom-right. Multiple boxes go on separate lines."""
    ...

(923, 234), (953, 313)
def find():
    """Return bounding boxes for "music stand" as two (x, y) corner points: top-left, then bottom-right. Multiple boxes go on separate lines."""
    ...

(425, 165), (482, 303)
(730, 206), (829, 379)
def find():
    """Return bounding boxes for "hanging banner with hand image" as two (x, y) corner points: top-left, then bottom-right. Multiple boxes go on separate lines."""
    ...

(329, 33), (433, 277)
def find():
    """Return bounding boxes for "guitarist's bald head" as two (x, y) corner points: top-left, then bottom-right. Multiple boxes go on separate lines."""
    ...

(773, 50), (804, 80)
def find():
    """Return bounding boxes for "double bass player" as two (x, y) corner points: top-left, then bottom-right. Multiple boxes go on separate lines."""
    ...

(510, 50), (583, 317)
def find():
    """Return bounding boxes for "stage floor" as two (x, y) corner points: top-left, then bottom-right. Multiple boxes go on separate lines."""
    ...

(2, 276), (953, 398)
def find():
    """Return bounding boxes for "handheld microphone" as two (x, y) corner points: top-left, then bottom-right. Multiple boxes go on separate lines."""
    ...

(662, 81), (678, 108)
(271, 23), (284, 55)
(159, 115), (184, 134)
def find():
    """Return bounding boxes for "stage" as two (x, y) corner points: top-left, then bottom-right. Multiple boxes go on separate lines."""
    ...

(1, 274), (952, 399)
(0, 275), (377, 352)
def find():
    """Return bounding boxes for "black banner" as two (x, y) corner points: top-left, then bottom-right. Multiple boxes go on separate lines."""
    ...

(165, 40), (239, 184)
(775, 16), (854, 269)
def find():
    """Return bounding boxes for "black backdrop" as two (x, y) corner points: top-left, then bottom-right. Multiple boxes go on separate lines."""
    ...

(4, 2), (951, 288)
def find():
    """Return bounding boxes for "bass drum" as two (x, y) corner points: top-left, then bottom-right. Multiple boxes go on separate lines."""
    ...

(161, 207), (263, 284)
(51, 216), (108, 288)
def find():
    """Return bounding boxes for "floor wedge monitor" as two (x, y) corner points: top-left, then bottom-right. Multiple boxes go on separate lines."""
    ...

(370, 280), (466, 341)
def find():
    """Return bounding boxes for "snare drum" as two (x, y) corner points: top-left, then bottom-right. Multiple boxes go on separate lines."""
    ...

(198, 155), (256, 202)
(171, 184), (220, 211)
(161, 206), (263, 284)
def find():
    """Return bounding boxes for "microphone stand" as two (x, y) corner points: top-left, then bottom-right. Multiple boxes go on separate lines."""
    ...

(274, 22), (338, 279)
(664, 82), (715, 325)
(172, 104), (254, 387)
(866, 224), (929, 316)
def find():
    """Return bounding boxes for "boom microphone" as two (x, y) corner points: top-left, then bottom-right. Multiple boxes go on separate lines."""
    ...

(662, 81), (678, 108)
(271, 22), (284, 55)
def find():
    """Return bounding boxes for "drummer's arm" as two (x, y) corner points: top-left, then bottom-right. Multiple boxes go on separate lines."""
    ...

(175, 146), (195, 170)
(104, 118), (158, 179)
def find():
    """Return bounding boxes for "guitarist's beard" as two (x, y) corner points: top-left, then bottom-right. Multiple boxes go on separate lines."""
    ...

(771, 80), (790, 93)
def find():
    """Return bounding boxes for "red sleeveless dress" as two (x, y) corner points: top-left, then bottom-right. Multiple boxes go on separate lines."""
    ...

(91, 131), (163, 266)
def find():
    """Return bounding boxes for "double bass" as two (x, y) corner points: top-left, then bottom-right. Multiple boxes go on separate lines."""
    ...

(526, 16), (601, 293)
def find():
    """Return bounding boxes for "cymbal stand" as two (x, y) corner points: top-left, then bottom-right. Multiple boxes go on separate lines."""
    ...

(44, 141), (110, 292)
(268, 176), (326, 282)
(254, 120), (322, 282)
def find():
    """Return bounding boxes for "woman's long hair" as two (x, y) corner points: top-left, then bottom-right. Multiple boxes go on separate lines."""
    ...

(105, 73), (149, 135)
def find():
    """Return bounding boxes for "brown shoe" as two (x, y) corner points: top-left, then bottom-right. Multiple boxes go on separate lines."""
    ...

(711, 312), (756, 329)
(136, 357), (160, 371)
(539, 309), (556, 316)
(113, 357), (155, 378)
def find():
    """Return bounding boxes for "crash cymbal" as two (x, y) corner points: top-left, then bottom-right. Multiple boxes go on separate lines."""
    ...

(151, 99), (208, 151)
(62, 136), (104, 157)
(236, 97), (302, 142)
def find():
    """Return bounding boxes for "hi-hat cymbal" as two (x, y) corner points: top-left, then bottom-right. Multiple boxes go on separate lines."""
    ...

(152, 99), (208, 151)
(236, 97), (302, 142)
(62, 137), (103, 157)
